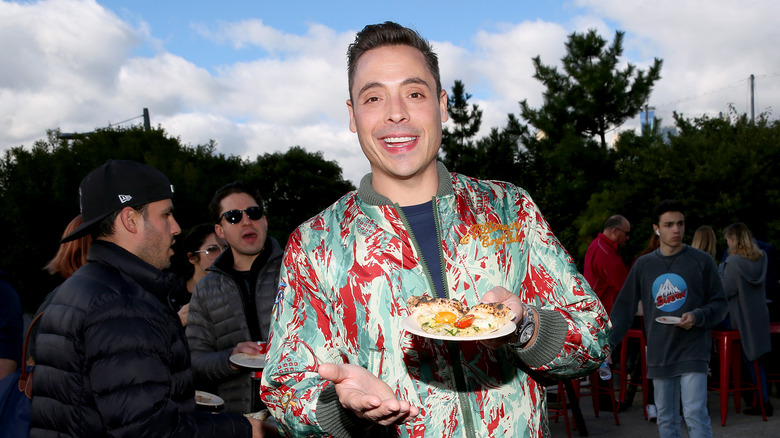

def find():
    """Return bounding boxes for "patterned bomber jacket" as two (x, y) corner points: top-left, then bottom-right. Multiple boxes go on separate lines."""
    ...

(260, 162), (611, 438)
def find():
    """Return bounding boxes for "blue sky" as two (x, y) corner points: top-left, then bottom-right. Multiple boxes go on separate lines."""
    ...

(2, 0), (779, 184)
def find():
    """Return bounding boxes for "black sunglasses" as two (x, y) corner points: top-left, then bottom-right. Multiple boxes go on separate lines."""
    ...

(220, 206), (264, 225)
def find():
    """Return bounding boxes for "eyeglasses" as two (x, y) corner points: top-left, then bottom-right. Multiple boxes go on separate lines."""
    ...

(617, 228), (631, 236)
(220, 206), (264, 225)
(194, 245), (225, 260)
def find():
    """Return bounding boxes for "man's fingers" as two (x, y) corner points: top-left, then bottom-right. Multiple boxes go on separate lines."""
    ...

(317, 363), (343, 383)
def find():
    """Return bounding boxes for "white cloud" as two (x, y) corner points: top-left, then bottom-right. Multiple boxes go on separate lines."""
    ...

(2, 0), (779, 186)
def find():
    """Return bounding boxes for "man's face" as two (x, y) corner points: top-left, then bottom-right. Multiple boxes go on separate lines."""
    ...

(655, 211), (685, 252)
(136, 199), (180, 270)
(615, 221), (631, 246)
(347, 45), (448, 187)
(215, 192), (267, 259)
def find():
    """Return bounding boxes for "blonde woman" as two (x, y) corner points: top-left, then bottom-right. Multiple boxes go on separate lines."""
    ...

(719, 222), (772, 415)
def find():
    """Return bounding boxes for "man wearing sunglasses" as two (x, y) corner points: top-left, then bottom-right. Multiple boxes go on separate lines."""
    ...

(186, 182), (283, 415)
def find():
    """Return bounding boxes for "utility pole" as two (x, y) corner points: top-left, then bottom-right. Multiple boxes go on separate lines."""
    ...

(749, 74), (755, 123)
(143, 108), (151, 131)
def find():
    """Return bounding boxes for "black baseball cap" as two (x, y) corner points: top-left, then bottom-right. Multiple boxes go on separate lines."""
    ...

(61, 160), (175, 243)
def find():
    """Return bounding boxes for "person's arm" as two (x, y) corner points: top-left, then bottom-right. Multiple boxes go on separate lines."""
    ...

(494, 192), (611, 379)
(85, 295), (252, 437)
(608, 267), (642, 349)
(260, 228), (416, 437)
(688, 256), (728, 330)
(482, 189), (611, 379)
(185, 281), (242, 381)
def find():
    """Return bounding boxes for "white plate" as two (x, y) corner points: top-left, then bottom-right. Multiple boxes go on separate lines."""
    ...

(195, 390), (224, 407)
(402, 315), (516, 341)
(655, 316), (681, 325)
(229, 352), (266, 368)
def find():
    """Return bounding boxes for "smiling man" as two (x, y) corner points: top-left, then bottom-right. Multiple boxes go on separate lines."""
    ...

(30, 161), (266, 437)
(186, 182), (284, 414)
(260, 22), (610, 437)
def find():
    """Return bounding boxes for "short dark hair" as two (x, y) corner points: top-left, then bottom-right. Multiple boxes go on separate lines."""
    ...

(652, 199), (684, 224)
(347, 21), (441, 100)
(92, 204), (148, 240)
(183, 223), (217, 255)
(208, 182), (263, 224)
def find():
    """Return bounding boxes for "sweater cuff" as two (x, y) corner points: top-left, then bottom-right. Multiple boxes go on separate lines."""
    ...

(316, 383), (376, 438)
(511, 307), (568, 368)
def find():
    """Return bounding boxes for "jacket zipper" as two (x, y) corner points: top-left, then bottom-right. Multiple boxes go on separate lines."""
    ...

(395, 200), (477, 438)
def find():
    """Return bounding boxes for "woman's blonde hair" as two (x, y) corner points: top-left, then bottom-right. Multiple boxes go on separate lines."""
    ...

(44, 214), (92, 278)
(692, 225), (717, 259)
(723, 222), (763, 261)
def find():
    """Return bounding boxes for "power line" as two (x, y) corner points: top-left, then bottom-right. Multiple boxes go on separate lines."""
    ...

(653, 72), (780, 109)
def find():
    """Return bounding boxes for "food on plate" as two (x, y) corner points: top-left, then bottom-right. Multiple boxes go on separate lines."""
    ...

(406, 295), (515, 337)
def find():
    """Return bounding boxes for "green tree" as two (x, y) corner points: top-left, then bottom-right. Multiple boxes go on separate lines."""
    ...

(440, 80), (483, 175)
(520, 29), (663, 148)
(237, 146), (355, 244)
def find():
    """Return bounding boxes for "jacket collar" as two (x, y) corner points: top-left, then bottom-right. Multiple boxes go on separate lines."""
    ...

(87, 240), (179, 302)
(357, 161), (455, 206)
(208, 236), (283, 276)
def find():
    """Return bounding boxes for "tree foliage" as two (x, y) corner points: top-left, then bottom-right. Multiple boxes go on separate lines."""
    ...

(0, 126), (354, 312)
(520, 29), (663, 148)
(440, 80), (483, 175)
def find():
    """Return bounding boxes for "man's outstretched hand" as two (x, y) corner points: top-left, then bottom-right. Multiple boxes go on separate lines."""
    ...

(318, 363), (420, 426)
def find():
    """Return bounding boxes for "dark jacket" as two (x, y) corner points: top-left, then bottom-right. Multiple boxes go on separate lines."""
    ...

(186, 237), (283, 414)
(719, 252), (771, 361)
(30, 240), (251, 437)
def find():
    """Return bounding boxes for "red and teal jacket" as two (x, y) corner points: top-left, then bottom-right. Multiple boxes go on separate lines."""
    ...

(261, 162), (610, 438)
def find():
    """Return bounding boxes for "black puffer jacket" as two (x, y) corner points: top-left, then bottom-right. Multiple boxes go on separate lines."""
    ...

(30, 240), (251, 437)
(186, 238), (283, 414)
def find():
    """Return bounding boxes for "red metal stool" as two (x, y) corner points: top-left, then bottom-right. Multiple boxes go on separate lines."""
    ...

(709, 329), (767, 425)
(570, 370), (620, 425)
(548, 382), (572, 438)
(616, 328), (649, 419)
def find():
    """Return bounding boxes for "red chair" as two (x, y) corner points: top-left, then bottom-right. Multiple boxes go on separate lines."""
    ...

(709, 329), (767, 425)
(615, 328), (649, 419)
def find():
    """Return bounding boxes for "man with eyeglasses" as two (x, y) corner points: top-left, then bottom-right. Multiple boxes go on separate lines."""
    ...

(186, 182), (283, 415)
(30, 161), (269, 437)
(585, 214), (631, 316)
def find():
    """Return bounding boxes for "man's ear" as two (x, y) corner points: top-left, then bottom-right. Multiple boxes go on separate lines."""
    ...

(118, 207), (141, 234)
(347, 98), (357, 133)
(215, 223), (226, 240)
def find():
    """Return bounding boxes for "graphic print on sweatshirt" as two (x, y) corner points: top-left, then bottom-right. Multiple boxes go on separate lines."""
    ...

(652, 273), (688, 312)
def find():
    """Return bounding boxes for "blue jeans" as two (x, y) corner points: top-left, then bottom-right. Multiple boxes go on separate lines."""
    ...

(654, 373), (713, 438)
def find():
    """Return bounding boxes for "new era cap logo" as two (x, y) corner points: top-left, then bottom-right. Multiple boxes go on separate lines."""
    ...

(118, 194), (133, 203)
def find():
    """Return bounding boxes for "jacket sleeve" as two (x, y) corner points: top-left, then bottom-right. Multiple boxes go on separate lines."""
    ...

(84, 293), (251, 437)
(692, 256), (728, 329)
(259, 227), (345, 437)
(186, 282), (238, 383)
(608, 263), (642, 351)
(506, 191), (611, 379)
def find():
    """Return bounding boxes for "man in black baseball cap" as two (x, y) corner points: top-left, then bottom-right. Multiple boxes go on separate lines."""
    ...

(61, 159), (176, 243)
(30, 160), (270, 437)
